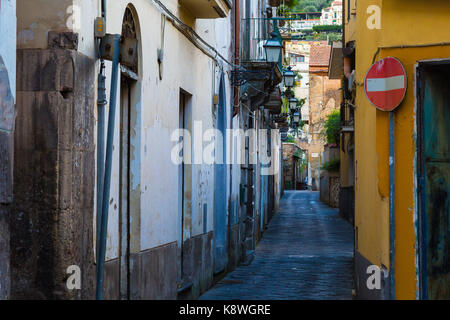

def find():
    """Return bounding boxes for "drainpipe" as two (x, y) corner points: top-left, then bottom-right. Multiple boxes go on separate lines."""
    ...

(95, 0), (107, 292)
(96, 34), (121, 300)
(101, 0), (106, 19)
(233, 0), (240, 116)
(389, 112), (395, 300)
(97, 71), (106, 245)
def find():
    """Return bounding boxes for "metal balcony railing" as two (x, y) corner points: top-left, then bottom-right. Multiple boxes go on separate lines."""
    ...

(241, 18), (274, 63)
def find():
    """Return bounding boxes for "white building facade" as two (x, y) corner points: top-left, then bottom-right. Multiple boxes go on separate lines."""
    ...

(320, 1), (343, 25)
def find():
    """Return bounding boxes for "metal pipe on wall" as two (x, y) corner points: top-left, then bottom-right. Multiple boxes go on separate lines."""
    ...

(96, 34), (121, 300)
(101, 0), (106, 18)
(95, 0), (107, 284)
(233, 0), (240, 116)
(96, 71), (106, 248)
(389, 112), (396, 300)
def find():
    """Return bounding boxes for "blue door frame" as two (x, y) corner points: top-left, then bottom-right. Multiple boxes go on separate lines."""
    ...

(417, 60), (450, 300)
(213, 73), (228, 274)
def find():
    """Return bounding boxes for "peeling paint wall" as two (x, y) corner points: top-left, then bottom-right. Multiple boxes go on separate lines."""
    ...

(79, 1), (235, 286)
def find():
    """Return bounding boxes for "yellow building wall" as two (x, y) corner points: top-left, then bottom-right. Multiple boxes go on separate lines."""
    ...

(352, 0), (450, 299)
(353, 0), (387, 289)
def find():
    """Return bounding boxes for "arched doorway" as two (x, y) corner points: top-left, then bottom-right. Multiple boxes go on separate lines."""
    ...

(118, 5), (141, 300)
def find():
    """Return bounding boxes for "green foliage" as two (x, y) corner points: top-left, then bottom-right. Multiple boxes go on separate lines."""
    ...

(324, 110), (340, 145)
(278, 4), (290, 16)
(327, 33), (342, 42)
(307, 32), (342, 42)
(297, 98), (306, 108)
(322, 158), (340, 172)
(290, 0), (333, 12)
(301, 28), (314, 34)
(283, 0), (299, 8)
(302, 5), (317, 12)
(285, 134), (296, 143)
(313, 24), (342, 32)
(298, 120), (306, 130)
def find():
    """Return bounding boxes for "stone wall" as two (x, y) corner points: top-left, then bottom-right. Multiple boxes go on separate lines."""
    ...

(10, 45), (96, 299)
(320, 172), (340, 208)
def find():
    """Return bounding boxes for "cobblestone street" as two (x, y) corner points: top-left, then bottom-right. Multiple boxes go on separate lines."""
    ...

(200, 191), (354, 300)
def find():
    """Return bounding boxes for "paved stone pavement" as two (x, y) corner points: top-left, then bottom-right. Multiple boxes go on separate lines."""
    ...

(199, 191), (354, 300)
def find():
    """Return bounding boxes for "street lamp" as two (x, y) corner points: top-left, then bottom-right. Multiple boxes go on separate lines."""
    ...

(289, 97), (298, 111)
(283, 66), (295, 88)
(293, 111), (300, 124)
(264, 32), (282, 63)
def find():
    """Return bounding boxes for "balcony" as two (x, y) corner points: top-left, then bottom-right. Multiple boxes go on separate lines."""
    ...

(264, 87), (283, 114)
(179, 0), (232, 19)
(238, 18), (283, 109)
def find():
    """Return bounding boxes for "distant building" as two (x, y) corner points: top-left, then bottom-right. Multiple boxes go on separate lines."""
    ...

(308, 43), (341, 191)
(290, 19), (321, 32)
(285, 41), (311, 126)
(320, 1), (343, 25)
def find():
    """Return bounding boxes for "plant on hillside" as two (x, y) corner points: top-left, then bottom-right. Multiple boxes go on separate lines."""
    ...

(289, 0), (333, 12)
(313, 25), (342, 33)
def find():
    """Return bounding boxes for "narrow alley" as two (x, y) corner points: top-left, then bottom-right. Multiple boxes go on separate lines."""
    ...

(200, 191), (354, 300)
(1, 0), (449, 303)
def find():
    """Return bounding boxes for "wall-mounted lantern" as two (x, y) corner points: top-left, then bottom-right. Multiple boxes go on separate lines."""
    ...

(293, 111), (300, 124)
(283, 66), (295, 88)
(264, 32), (282, 63)
(289, 97), (298, 111)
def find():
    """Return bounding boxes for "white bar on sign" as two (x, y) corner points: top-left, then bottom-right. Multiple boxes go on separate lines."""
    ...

(366, 75), (405, 92)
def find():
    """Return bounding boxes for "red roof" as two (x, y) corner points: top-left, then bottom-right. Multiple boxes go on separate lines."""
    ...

(309, 44), (331, 67)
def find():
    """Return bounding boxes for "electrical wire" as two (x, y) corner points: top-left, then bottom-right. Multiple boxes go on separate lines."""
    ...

(151, 0), (237, 70)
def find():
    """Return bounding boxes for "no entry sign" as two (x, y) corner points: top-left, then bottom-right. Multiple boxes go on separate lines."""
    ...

(364, 57), (407, 111)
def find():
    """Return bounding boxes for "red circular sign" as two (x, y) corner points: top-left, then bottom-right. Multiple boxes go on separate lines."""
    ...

(364, 57), (407, 111)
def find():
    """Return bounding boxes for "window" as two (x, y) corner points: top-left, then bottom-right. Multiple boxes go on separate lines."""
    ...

(290, 54), (305, 64)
